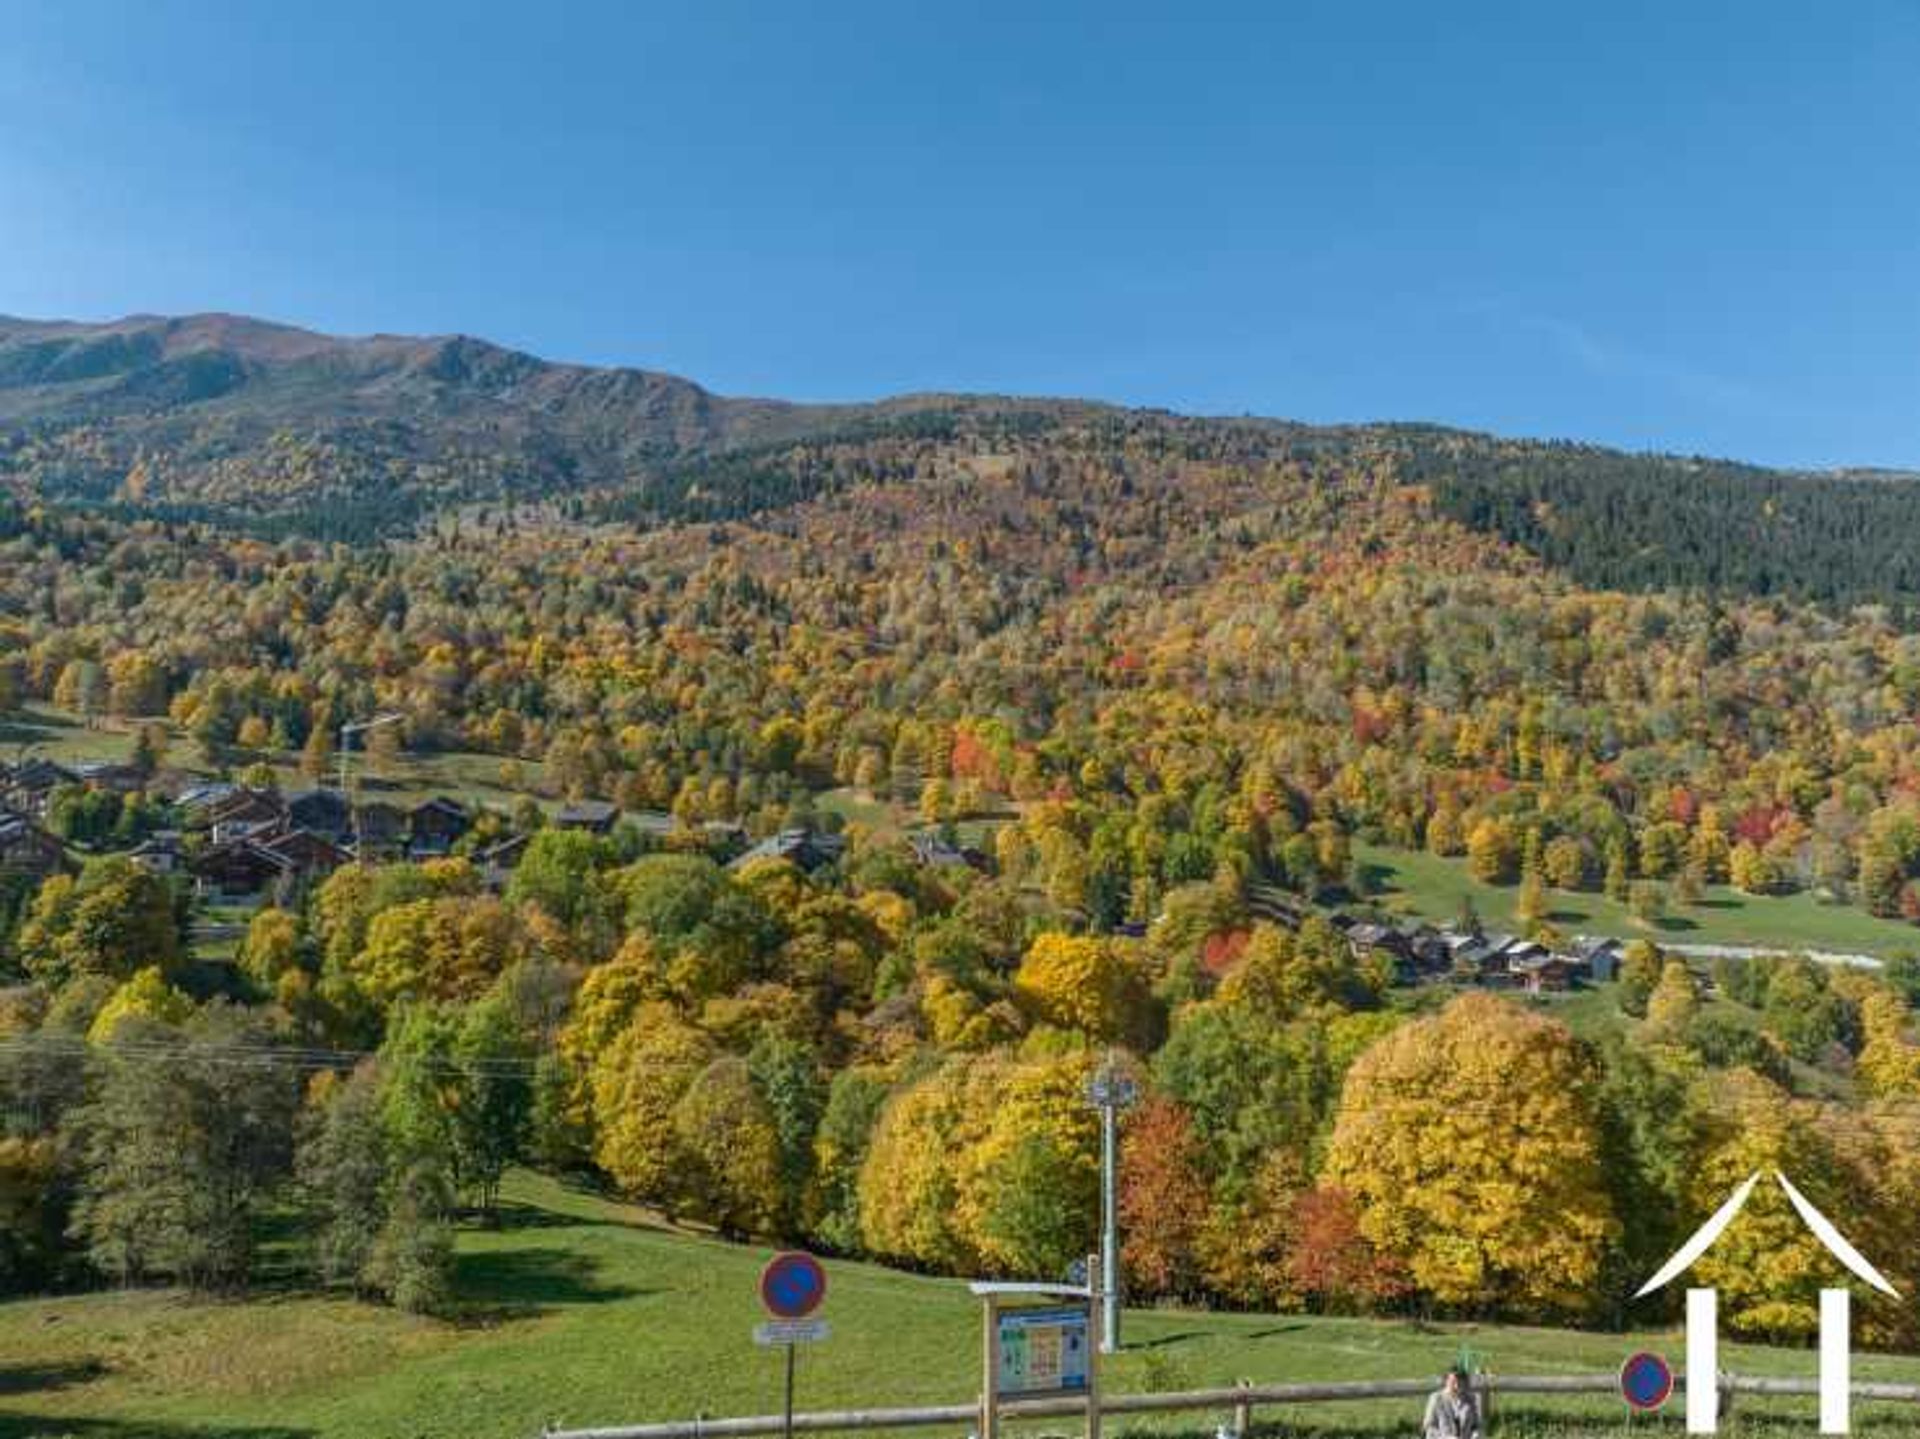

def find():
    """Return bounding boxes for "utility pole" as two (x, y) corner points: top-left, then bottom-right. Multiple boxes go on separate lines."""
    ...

(337, 712), (403, 805)
(1085, 1054), (1136, 1354)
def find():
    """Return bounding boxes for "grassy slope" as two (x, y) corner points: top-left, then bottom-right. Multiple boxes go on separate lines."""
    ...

(0, 706), (535, 814)
(1353, 842), (1920, 959)
(4, 1174), (1920, 1439)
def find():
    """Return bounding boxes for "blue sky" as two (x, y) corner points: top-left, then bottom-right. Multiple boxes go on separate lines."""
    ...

(2, 1), (1916, 469)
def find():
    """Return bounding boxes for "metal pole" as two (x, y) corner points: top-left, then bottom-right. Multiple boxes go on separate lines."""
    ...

(1099, 1099), (1119, 1354)
(1085, 1255), (1102, 1439)
(783, 1343), (795, 1439)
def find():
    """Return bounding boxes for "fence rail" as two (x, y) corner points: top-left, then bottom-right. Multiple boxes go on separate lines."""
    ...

(541, 1372), (1920, 1439)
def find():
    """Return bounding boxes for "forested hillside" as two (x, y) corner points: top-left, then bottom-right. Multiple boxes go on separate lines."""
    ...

(1419, 435), (1920, 610)
(9, 313), (1920, 1358)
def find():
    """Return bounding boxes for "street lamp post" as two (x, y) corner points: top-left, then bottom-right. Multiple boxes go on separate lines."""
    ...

(1085, 1058), (1137, 1354)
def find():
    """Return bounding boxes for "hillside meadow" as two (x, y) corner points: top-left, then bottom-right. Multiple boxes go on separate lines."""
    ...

(1, 1172), (1918, 1439)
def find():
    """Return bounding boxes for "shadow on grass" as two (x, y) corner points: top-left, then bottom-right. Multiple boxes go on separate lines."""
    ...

(450, 1244), (644, 1325)
(1354, 863), (1401, 896)
(0, 1361), (108, 1396)
(1129, 1331), (1208, 1350)
(1545, 907), (1593, 925)
(0, 1422), (313, 1439)
(1653, 915), (1702, 933)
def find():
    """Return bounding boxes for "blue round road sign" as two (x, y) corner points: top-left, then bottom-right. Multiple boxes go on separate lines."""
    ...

(1619, 1351), (1674, 1411)
(760, 1251), (827, 1319)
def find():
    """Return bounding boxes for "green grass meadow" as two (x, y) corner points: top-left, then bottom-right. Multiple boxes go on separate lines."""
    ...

(3, 1173), (1919, 1439)
(1352, 842), (1920, 959)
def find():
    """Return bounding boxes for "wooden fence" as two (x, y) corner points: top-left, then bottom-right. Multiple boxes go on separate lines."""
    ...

(541, 1372), (1920, 1439)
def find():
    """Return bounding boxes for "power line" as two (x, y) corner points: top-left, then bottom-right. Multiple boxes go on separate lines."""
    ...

(0, 1034), (543, 1078)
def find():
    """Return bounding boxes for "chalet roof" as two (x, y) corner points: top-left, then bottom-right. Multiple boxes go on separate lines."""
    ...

(192, 839), (295, 876)
(409, 795), (470, 819)
(8, 758), (75, 791)
(203, 787), (285, 821)
(0, 813), (61, 847)
(73, 760), (142, 782)
(258, 827), (351, 864)
(910, 832), (971, 866)
(1347, 921), (1403, 947)
(730, 827), (848, 872)
(476, 833), (530, 863)
(174, 782), (237, 811)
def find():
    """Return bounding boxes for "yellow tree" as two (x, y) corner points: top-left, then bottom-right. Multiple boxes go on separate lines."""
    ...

(857, 1058), (982, 1270)
(954, 1054), (1099, 1275)
(238, 908), (301, 986)
(1687, 1071), (1854, 1340)
(88, 966), (194, 1042)
(589, 1002), (715, 1207)
(1643, 960), (1700, 1043)
(1324, 993), (1617, 1317)
(1012, 932), (1149, 1042)
(673, 1056), (784, 1236)
(1858, 991), (1920, 1098)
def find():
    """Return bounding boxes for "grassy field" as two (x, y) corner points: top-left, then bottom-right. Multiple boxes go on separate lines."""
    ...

(0, 706), (537, 814)
(1353, 842), (1920, 959)
(3, 1172), (1920, 1439)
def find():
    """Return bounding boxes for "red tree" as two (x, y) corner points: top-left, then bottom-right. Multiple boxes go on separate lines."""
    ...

(1119, 1095), (1211, 1300)
(1284, 1185), (1407, 1314)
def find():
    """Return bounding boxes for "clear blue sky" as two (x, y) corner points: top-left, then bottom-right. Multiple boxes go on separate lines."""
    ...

(3, 1), (1916, 469)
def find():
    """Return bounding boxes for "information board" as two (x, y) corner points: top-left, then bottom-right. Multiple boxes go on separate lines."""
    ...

(995, 1304), (1091, 1396)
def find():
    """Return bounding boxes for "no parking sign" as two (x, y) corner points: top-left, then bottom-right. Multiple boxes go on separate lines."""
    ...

(760, 1251), (828, 1319)
(1620, 1351), (1674, 1412)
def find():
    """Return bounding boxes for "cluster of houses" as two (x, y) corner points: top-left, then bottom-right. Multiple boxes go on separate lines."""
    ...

(139, 783), (499, 898)
(5, 758), (1626, 995)
(0, 758), (88, 880)
(0, 754), (896, 904)
(1244, 886), (1624, 993)
(1337, 915), (1624, 993)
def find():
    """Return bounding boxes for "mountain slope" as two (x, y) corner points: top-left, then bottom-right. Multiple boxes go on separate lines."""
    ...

(5, 311), (1920, 614)
(0, 313), (1130, 535)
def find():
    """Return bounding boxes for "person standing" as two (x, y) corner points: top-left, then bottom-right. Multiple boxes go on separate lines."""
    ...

(1422, 1367), (1484, 1439)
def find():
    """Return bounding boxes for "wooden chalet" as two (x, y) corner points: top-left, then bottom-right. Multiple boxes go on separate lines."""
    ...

(554, 800), (620, 835)
(258, 827), (352, 881)
(3, 758), (77, 819)
(350, 801), (408, 857)
(199, 788), (287, 844)
(728, 827), (847, 874)
(191, 840), (293, 898)
(287, 788), (352, 840)
(408, 796), (472, 855)
(127, 830), (187, 875)
(0, 813), (71, 879)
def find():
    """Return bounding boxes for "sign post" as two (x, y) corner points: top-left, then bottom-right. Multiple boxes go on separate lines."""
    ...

(972, 1271), (1100, 1439)
(758, 1252), (828, 1439)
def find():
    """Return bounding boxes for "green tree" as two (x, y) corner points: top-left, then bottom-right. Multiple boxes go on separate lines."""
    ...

(16, 857), (183, 988)
(71, 1012), (299, 1289)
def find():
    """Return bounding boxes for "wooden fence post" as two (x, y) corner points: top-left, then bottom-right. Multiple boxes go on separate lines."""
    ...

(1232, 1378), (1253, 1438)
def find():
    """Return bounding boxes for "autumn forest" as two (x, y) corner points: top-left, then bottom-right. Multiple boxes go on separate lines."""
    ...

(6, 314), (1920, 1352)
